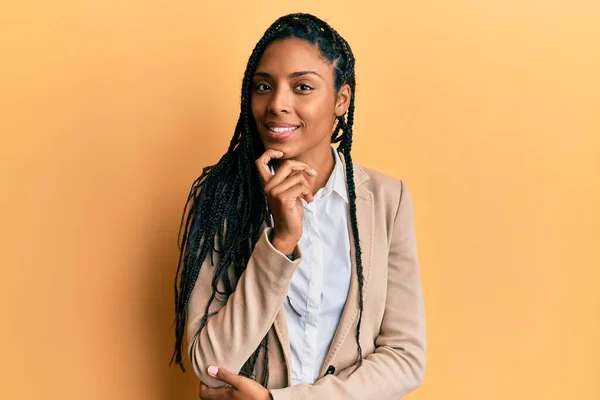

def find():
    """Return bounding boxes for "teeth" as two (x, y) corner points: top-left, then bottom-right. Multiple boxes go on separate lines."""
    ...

(269, 126), (297, 133)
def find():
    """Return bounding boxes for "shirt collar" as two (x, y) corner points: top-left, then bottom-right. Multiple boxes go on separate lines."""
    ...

(325, 146), (348, 203)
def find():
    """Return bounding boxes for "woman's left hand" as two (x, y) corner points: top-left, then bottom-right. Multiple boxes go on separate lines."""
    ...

(199, 366), (272, 400)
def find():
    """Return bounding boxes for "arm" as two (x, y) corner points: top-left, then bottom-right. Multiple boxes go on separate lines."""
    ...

(187, 227), (301, 388)
(269, 181), (426, 400)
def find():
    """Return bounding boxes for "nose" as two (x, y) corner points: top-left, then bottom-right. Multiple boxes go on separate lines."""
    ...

(267, 86), (291, 114)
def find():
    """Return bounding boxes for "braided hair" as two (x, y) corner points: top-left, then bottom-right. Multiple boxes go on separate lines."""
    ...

(171, 13), (365, 386)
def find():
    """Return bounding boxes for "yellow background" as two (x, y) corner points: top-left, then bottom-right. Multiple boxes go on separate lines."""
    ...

(1, 1), (598, 399)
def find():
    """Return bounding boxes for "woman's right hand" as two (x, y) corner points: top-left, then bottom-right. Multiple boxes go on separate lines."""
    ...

(256, 149), (317, 255)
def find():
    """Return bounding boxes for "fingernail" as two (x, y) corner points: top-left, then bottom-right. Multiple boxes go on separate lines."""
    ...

(311, 169), (317, 175)
(208, 366), (218, 376)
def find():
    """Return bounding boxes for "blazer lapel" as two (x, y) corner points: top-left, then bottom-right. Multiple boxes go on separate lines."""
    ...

(272, 157), (373, 383)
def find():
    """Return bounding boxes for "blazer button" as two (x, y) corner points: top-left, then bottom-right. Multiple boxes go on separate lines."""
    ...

(325, 365), (336, 376)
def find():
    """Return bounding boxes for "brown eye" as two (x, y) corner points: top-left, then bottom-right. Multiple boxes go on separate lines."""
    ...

(255, 83), (272, 91)
(295, 84), (313, 92)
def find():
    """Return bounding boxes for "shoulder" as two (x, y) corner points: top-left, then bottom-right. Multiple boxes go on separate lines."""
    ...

(352, 162), (406, 207)
(352, 163), (416, 243)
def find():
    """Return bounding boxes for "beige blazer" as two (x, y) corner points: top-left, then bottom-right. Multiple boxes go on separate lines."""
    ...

(186, 159), (426, 400)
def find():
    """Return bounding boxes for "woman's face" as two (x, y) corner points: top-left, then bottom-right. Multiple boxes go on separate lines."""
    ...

(251, 37), (350, 160)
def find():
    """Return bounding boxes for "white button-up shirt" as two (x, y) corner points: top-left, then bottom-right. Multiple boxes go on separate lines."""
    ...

(284, 147), (352, 385)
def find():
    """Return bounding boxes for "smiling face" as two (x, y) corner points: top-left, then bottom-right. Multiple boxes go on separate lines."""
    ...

(250, 37), (351, 161)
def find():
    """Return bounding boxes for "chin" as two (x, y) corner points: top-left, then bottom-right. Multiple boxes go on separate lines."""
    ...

(260, 141), (295, 158)
(275, 148), (297, 160)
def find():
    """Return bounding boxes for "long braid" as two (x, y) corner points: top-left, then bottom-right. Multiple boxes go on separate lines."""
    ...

(338, 100), (365, 366)
(172, 12), (365, 385)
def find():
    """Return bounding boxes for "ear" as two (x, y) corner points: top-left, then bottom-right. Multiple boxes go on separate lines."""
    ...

(334, 83), (351, 117)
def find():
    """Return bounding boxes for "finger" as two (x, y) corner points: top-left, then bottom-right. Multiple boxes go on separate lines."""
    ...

(283, 180), (314, 203)
(275, 176), (314, 204)
(207, 366), (241, 390)
(199, 383), (210, 400)
(199, 385), (234, 400)
(255, 149), (284, 184)
(269, 172), (310, 198)
(264, 163), (317, 192)
(198, 382), (213, 400)
(272, 161), (317, 187)
(279, 181), (313, 204)
(200, 381), (231, 390)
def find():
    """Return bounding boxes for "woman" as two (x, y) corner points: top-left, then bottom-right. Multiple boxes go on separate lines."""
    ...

(172, 13), (426, 400)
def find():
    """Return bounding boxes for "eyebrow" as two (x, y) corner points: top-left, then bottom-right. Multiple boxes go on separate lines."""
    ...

(253, 71), (324, 79)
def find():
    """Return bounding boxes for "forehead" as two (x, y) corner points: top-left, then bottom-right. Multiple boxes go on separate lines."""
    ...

(255, 38), (334, 79)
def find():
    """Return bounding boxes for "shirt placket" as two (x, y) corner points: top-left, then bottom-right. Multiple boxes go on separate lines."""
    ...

(300, 205), (323, 383)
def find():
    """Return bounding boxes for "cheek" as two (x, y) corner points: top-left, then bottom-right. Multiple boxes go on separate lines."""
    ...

(250, 97), (261, 119)
(300, 96), (335, 126)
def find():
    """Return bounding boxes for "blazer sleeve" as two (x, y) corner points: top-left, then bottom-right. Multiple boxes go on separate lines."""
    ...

(186, 227), (301, 388)
(270, 181), (426, 400)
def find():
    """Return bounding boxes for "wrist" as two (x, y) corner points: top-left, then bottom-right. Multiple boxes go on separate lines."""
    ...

(270, 234), (297, 256)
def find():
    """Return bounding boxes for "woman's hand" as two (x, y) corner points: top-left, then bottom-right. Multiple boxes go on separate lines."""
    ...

(199, 366), (272, 400)
(255, 149), (316, 255)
